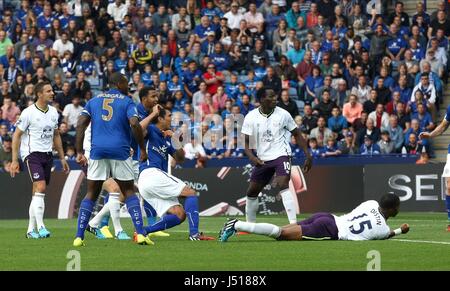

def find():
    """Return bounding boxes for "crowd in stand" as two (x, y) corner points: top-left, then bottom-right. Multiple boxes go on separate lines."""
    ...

(0, 0), (449, 171)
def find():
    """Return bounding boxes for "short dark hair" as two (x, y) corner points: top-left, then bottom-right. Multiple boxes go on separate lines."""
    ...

(152, 108), (167, 124)
(34, 81), (51, 97)
(379, 193), (400, 210)
(139, 86), (156, 101)
(108, 72), (126, 87)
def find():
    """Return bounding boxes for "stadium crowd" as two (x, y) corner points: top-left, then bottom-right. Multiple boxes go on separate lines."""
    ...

(0, 0), (449, 171)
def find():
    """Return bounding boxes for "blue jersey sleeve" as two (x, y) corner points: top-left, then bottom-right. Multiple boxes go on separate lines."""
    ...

(126, 100), (139, 120)
(81, 100), (92, 116)
(445, 106), (450, 122)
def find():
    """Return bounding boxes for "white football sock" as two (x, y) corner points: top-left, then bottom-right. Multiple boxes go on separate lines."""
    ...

(108, 193), (123, 235)
(235, 221), (281, 238)
(33, 193), (45, 229)
(245, 196), (259, 223)
(280, 189), (297, 224)
(27, 199), (36, 233)
(89, 199), (111, 228)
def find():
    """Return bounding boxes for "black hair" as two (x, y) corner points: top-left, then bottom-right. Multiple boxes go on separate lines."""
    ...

(108, 72), (126, 88)
(152, 108), (167, 124)
(379, 194), (400, 210)
(139, 86), (156, 101)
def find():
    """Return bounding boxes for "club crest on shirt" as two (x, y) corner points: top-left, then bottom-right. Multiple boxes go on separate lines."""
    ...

(261, 129), (274, 142)
(41, 126), (53, 139)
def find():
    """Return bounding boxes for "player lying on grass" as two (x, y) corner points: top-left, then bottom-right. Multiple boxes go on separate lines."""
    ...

(137, 107), (215, 241)
(219, 193), (410, 241)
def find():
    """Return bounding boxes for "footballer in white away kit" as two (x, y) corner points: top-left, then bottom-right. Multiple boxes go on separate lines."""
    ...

(219, 194), (410, 242)
(241, 89), (312, 224)
(10, 81), (70, 239)
(419, 104), (450, 231)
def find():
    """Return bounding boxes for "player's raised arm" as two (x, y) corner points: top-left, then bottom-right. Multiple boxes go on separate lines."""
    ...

(10, 127), (24, 178)
(291, 127), (312, 173)
(140, 104), (161, 136)
(387, 223), (410, 239)
(419, 118), (449, 140)
(53, 129), (70, 173)
(75, 114), (91, 166)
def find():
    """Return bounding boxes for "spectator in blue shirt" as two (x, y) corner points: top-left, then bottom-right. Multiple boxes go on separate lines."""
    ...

(37, 4), (54, 29)
(286, 39), (305, 67)
(360, 135), (381, 155)
(321, 138), (341, 157)
(308, 137), (324, 158)
(113, 50), (128, 72)
(411, 103), (434, 132)
(328, 106), (348, 136)
(209, 43), (230, 72)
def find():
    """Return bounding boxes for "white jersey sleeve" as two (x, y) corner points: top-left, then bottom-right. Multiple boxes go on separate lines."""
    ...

(283, 110), (297, 132)
(16, 108), (31, 132)
(241, 112), (254, 136)
(334, 200), (391, 241)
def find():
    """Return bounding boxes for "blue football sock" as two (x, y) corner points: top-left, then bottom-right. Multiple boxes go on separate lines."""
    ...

(99, 194), (110, 227)
(125, 195), (145, 235)
(185, 196), (199, 236)
(144, 214), (181, 234)
(446, 195), (450, 222)
(76, 199), (95, 239)
(143, 199), (157, 225)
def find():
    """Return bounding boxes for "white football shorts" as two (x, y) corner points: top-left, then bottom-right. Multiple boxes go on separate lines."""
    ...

(87, 157), (135, 181)
(138, 167), (186, 217)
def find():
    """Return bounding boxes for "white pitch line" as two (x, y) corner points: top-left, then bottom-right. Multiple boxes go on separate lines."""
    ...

(392, 238), (450, 245)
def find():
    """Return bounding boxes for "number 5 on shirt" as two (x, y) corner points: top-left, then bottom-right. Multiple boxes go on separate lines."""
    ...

(102, 98), (114, 121)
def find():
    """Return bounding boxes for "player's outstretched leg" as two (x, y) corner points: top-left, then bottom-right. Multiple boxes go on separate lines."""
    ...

(144, 205), (185, 239)
(219, 219), (285, 242)
(143, 199), (169, 237)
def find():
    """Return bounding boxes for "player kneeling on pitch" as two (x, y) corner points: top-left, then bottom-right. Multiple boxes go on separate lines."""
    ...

(219, 193), (409, 242)
(138, 108), (213, 241)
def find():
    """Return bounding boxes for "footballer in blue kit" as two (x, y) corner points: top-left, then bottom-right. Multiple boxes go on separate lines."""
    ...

(85, 87), (169, 240)
(73, 73), (152, 247)
(138, 106), (215, 241)
(419, 105), (450, 231)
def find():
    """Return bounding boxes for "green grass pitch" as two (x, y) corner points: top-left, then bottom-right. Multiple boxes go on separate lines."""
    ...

(1, 213), (449, 271)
